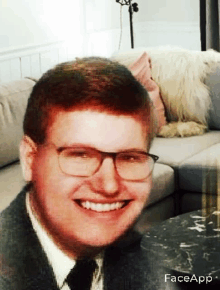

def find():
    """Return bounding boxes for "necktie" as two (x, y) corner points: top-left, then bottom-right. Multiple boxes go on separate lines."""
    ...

(66, 259), (97, 290)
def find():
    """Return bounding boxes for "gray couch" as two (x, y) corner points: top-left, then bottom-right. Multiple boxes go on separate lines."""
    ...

(0, 79), (35, 210)
(1, 63), (220, 234)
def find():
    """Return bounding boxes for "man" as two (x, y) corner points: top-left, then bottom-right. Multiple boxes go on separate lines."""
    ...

(0, 57), (164, 289)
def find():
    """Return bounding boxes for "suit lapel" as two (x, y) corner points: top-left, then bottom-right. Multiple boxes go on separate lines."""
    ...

(103, 231), (166, 290)
(103, 232), (145, 290)
(0, 187), (59, 290)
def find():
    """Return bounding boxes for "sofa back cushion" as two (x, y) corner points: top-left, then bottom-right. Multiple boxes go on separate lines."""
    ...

(205, 64), (220, 129)
(0, 79), (35, 168)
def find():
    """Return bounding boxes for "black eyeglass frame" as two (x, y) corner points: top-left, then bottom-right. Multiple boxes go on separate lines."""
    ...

(39, 143), (159, 181)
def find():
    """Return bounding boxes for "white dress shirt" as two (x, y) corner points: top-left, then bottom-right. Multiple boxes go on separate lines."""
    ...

(26, 193), (104, 290)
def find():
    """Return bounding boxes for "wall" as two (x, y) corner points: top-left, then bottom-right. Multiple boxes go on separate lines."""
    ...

(0, 0), (85, 82)
(85, 0), (201, 56)
(0, 0), (201, 82)
(137, 0), (199, 23)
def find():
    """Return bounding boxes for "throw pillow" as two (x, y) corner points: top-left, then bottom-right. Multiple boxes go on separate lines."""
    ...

(128, 52), (167, 132)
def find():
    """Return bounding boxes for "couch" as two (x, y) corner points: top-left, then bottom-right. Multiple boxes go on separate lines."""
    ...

(0, 79), (35, 211)
(1, 53), (220, 234)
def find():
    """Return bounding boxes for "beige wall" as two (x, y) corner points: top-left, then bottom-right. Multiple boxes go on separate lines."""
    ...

(0, 0), (201, 79)
(0, 0), (84, 50)
(84, 0), (200, 32)
(84, 0), (201, 55)
(0, 0), (200, 51)
(137, 0), (199, 23)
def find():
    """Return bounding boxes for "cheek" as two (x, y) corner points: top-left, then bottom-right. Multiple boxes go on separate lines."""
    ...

(32, 161), (87, 214)
(31, 152), (73, 195)
(32, 154), (56, 188)
(127, 178), (152, 205)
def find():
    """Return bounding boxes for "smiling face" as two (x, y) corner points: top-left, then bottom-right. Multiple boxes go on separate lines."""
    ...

(21, 110), (152, 258)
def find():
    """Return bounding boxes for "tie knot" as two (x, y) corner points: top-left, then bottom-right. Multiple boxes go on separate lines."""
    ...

(66, 259), (97, 290)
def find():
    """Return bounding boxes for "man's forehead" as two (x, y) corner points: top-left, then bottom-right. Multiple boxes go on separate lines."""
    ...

(46, 109), (149, 151)
(47, 108), (147, 129)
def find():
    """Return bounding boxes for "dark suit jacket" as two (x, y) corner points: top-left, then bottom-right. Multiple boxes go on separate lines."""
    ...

(0, 186), (167, 290)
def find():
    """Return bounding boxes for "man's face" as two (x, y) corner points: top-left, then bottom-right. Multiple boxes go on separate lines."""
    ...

(27, 110), (152, 255)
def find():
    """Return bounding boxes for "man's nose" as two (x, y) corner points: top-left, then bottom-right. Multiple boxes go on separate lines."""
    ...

(89, 157), (120, 196)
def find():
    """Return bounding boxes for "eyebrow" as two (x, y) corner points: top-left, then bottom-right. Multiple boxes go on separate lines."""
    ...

(55, 143), (148, 154)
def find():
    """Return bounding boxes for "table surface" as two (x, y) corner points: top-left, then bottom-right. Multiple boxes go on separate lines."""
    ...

(142, 208), (220, 280)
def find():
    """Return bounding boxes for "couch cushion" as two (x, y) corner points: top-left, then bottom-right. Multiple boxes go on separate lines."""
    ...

(135, 162), (175, 233)
(150, 131), (220, 168)
(0, 79), (35, 168)
(205, 65), (220, 130)
(148, 163), (175, 206)
(179, 143), (220, 194)
(0, 162), (25, 211)
(111, 48), (145, 68)
(135, 195), (175, 233)
(181, 192), (205, 213)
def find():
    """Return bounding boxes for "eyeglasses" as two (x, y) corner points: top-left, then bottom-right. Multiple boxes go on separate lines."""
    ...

(43, 144), (159, 181)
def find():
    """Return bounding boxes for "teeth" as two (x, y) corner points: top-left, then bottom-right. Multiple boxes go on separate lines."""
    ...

(80, 201), (124, 212)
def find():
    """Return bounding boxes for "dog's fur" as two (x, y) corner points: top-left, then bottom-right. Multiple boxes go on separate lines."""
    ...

(112, 47), (220, 137)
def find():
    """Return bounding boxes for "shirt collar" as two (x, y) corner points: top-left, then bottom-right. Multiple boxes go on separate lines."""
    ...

(26, 192), (103, 288)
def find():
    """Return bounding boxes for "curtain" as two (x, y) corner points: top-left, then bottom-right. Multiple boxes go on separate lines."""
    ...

(200, 0), (220, 51)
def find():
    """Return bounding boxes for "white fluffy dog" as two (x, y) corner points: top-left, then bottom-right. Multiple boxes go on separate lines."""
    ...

(111, 47), (220, 137)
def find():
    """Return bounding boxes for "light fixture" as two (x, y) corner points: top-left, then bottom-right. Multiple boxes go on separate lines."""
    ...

(116, 0), (139, 48)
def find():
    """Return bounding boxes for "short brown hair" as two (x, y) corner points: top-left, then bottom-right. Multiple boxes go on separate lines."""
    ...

(23, 57), (157, 147)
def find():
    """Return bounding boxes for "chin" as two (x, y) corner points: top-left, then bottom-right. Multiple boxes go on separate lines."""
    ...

(77, 220), (139, 249)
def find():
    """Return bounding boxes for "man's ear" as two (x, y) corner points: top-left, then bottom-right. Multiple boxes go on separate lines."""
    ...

(19, 136), (37, 182)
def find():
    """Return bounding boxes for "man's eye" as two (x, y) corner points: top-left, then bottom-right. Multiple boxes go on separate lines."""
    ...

(119, 154), (144, 162)
(65, 150), (89, 158)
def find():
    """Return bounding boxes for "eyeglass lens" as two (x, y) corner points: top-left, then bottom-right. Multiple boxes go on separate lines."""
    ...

(59, 147), (155, 180)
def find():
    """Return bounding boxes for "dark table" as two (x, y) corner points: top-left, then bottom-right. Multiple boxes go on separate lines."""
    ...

(142, 208), (220, 289)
